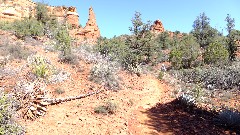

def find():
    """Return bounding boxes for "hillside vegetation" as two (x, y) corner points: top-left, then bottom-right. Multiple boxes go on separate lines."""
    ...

(0, 2), (239, 135)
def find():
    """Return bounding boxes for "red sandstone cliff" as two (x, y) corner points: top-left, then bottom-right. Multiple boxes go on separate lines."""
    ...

(0, 0), (100, 44)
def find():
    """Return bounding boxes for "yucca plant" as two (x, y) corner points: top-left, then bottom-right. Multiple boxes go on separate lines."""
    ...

(28, 56), (52, 79)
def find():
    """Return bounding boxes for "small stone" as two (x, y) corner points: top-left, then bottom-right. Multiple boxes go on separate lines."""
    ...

(72, 121), (77, 125)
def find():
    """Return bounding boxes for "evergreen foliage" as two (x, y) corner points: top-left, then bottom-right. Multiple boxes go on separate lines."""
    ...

(169, 35), (200, 69)
(191, 12), (218, 48)
(203, 42), (229, 65)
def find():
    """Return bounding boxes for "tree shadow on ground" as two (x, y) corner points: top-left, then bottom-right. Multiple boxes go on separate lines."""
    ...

(143, 99), (240, 135)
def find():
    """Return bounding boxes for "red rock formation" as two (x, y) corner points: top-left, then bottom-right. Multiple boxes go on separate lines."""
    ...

(49, 6), (66, 24)
(151, 19), (164, 34)
(0, 0), (101, 44)
(0, 0), (35, 21)
(73, 7), (100, 44)
(151, 19), (183, 39)
(66, 6), (79, 28)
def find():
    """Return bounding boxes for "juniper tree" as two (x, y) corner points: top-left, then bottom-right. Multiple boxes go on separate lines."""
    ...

(225, 14), (239, 61)
(126, 12), (154, 67)
(191, 12), (218, 48)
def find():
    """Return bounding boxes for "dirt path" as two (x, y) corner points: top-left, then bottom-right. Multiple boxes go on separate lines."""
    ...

(17, 44), (175, 135)
(19, 51), (170, 135)
(127, 77), (172, 135)
(19, 44), (229, 135)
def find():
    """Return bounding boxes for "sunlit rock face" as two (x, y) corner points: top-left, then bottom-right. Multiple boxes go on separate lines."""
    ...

(0, 0), (101, 44)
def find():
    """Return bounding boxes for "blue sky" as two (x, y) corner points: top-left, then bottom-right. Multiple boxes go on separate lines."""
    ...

(35, 0), (240, 38)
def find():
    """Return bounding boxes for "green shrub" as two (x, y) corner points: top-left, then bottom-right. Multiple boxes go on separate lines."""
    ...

(0, 21), (13, 31)
(55, 26), (71, 52)
(0, 2), (57, 39)
(13, 18), (44, 38)
(96, 36), (127, 58)
(0, 91), (24, 135)
(203, 42), (229, 65)
(95, 12), (166, 73)
(55, 26), (74, 64)
(96, 36), (143, 74)
(158, 71), (164, 80)
(169, 47), (183, 69)
(191, 12), (218, 48)
(35, 2), (50, 24)
(227, 30), (240, 61)
(94, 101), (117, 115)
(0, 18), (44, 39)
(124, 12), (156, 68)
(96, 36), (138, 71)
(44, 18), (59, 39)
(174, 64), (240, 90)
(169, 35), (200, 69)
(154, 31), (176, 50)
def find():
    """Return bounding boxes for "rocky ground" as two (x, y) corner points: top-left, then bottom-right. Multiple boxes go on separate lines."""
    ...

(0, 30), (239, 135)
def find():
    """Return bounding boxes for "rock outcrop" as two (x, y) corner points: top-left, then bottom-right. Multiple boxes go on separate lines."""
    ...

(0, 0), (100, 44)
(0, 0), (35, 21)
(151, 19), (183, 38)
(48, 6), (67, 24)
(151, 19), (164, 34)
(66, 6), (79, 28)
(72, 7), (100, 44)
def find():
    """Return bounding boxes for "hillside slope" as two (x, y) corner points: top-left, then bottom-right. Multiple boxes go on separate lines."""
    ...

(0, 30), (238, 134)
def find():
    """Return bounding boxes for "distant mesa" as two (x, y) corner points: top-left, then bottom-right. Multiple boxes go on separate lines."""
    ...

(0, 0), (100, 44)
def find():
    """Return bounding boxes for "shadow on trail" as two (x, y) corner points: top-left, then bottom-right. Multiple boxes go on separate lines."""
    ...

(142, 99), (239, 135)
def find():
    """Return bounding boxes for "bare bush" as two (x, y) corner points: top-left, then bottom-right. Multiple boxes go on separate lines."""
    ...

(76, 45), (104, 64)
(48, 69), (70, 84)
(89, 60), (120, 90)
